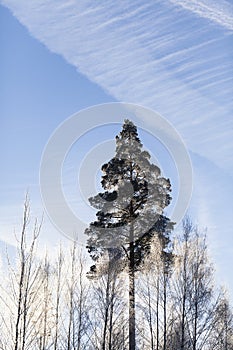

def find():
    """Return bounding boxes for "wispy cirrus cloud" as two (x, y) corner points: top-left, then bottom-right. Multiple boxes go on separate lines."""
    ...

(1, 0), (232, 173)
(168, 0), (233, 30)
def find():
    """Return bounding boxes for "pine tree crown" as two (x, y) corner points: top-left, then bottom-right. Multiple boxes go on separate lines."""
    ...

(85, 119), (174, 275)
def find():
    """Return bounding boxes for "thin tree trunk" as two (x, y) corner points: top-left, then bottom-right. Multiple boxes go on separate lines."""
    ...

(15, 254), (24, 350)
(42, 256), (49, 350)
(108, 271), (116, 350)
(129, 240), (135, 350)
(224, 302), (228, 350)
(193, 267), (198, 350)
(77, 256), (84, 350)
(146, 278), (154, 350)
(54, 246), (62, 350)
(67, 286), (73, 350)
(67, 243), (76, 350)
(181, 275), (187, 350)
(22, 227), (40, 350)
(102, 271), (110, 350)
(102, 307), (108, 350)
(163, 273), (167, 350)
(193, 299), (198, 350)
(181, 238), (189, 350)
(14, 201), (28, 350)
(156, 278), (160, 350)
(14, 197), (41, 350)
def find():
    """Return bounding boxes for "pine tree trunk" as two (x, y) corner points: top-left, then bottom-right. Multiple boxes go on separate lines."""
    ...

(102, 304), (108, 350)
(163, 273), (167, 350)
(129, 241), (135, 350)
(108, 275), (116, 350)
(147, 280), (154, 350)
(156, 277), (160, 350)
(102, 267), (110, 350)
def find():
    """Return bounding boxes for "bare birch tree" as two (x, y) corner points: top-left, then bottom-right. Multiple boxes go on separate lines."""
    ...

(88, 251), (127, 350)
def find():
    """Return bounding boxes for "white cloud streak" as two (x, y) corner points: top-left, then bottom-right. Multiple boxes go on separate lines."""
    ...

(168, 0), (233, 30)
(1, 0), (232, 174)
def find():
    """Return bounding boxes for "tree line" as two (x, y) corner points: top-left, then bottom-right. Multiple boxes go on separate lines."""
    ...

(0, 200), (232, 349)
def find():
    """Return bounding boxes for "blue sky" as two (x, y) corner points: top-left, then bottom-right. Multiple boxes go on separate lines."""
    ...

(0, 1), (233, 298)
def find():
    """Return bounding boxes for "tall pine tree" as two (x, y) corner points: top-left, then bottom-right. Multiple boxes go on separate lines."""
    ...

(85, 120), (173, 350)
